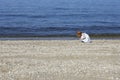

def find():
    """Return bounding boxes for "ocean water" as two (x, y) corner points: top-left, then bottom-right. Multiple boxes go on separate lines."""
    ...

(0, 0), (120, 37)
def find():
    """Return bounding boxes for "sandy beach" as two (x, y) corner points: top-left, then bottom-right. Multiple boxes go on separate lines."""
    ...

(0, 40), (120, 80)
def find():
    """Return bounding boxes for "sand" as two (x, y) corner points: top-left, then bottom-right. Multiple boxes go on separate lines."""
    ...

(0, 40), (120, 80)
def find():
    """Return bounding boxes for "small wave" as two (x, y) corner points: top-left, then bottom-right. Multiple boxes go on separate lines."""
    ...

(33, 27), (80, 32)
(0, 14), (51, 19)
(54, 8), (70, 10)
(59, 13), (88, 17)
(89, 21), (120, 25)
(0, 27), (31, 32)
(28, 15), (47, 18)
(0, 14), (28, 17)
(0, 13), (93, 19)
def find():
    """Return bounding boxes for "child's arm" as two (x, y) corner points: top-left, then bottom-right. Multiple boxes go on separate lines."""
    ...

(80, 34), (86, 40)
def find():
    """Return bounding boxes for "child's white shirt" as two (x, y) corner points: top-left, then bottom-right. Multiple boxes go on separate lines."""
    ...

(80, 33), (91, 43)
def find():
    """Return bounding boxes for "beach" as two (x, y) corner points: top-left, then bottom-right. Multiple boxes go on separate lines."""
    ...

(0, 39), (120, 80)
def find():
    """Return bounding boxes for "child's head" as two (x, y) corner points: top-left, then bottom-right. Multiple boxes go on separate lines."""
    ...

(77, 31), (82, 38)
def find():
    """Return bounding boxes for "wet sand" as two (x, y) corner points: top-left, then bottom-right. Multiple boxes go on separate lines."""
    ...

(0, 40), (120, 80)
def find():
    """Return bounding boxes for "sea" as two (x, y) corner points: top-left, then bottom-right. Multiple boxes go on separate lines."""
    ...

(0, 0), (120, 38)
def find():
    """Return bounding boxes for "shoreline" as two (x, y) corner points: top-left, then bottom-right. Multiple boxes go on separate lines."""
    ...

(0, 33), (120, 40)
(0, 36), (120, 40)
(0, 37), (120, 40)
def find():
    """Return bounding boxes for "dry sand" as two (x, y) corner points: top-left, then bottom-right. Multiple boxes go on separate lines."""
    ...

(0, 40), (120, 80)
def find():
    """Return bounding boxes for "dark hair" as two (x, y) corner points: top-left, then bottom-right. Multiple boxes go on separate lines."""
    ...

(76, 31), (82, 37)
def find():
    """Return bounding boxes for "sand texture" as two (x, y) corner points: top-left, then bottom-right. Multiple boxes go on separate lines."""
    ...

(0, 40), (120, 80)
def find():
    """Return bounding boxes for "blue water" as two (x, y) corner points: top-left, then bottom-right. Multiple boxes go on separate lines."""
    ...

(0, 0), (120, 37)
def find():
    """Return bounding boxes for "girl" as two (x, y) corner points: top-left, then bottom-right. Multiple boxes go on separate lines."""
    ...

(77, 31), (91, 43)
